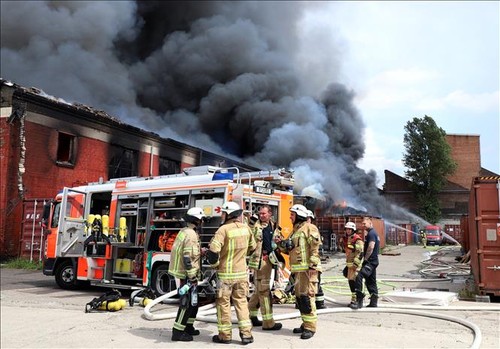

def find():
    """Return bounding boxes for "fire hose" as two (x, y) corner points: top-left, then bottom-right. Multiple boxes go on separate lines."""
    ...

(143, 287), (487, 349)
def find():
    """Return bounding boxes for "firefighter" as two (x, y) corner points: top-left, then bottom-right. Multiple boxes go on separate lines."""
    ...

(342, 222), (364, 307)
(276, 204), (321, 340)
(168, 207), (206, 342)
(306, 210), (325, 310)
(420, 230), (427, 248)
(350, 217), (380, 309)
(247, 205), (283, 330)
(206, 202), (256, 345)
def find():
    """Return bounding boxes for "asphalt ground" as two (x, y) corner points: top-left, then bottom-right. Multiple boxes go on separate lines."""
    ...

(1, 245), (499, 348)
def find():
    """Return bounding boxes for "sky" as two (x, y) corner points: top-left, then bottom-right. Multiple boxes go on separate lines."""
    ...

(1, 1), (498, 219)
(298, 1), (499, 184)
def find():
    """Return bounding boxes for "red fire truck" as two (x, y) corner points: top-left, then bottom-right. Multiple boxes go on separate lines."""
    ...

(41, 166), (294, 295)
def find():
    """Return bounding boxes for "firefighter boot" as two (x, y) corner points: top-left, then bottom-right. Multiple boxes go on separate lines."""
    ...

(316, 300), (326, 309)
(366, 294), (378, 308)
(250, 317), (262, 326)
(349, 292), (364, 310)
(240, 334), (254, 345)
(301, 329), (315, 340)
(171, 328), (193, 342)
(185, 324), (200, 336)
(293, 324), (304, 333)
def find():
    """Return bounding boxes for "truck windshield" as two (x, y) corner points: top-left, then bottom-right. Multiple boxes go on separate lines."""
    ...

(426, 228), (440, 236)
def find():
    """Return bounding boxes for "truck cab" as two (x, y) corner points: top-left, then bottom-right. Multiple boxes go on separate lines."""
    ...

(424, 225), (443, 246)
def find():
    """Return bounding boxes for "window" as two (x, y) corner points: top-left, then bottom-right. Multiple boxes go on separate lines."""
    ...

(108, 146), (138, 179)
(56, 132), (76, 166)
(159, 157), (181, 175)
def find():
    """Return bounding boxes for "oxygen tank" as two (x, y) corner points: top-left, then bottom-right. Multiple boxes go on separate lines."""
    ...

(97, 299), (126, 311)
(87, 214), (96, 234)
(119, 217), (128, 242)
(140, 298), (152, 307)
(102, 214), (109, 236)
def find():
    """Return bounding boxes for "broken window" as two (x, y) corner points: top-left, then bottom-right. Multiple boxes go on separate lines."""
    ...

(159, 157), (180, 175)
(56, 132), (76, 166)
(108, 146), (138, 179)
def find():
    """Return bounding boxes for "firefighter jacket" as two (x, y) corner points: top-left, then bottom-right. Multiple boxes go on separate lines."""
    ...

(281, 221), (322, 273)
(248, 220), (276, 270)
(209, 218), (256, 281)
(168, 223), (201, 281)
(345, 233), (363, 268)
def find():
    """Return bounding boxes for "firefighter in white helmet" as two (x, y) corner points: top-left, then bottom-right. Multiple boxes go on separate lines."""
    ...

(342, 221), (364, 307)
(206, 202), (256, 345)
(276, 204), (321, 340)
(168, 207), (206, 342)
(247, 204), (283, 331)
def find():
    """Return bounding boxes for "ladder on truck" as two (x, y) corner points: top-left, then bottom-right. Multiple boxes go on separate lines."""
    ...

(88, 165), (294, 189)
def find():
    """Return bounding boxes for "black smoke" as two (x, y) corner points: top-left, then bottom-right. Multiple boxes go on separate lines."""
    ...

(0, 1), (409, 220)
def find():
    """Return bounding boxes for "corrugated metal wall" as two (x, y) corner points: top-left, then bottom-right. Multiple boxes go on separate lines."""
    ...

(20, 199), (50, 261)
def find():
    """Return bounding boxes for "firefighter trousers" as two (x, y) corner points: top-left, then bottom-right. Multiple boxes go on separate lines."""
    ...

(216, 279), (252, 340)
(295, 271), (318, 332)
(248, 258), (276, 328)
(173, 280), (198, 332)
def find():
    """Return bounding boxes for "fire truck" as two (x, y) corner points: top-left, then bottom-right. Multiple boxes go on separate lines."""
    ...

(41, 166), (294, 295)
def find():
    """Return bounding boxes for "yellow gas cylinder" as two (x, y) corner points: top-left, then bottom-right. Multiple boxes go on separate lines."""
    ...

(98, 300), (124, 311)
(119, 217), (128, 242)
(87, 214), (96, 234)
(118, 299), (127, 309)
(140, 298), (152, 307)
(102, 215), (109, 236)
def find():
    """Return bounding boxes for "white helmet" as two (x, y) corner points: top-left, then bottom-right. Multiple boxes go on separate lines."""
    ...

(187, 207), (206, 220)
(345, 222), (356, 230)
(221, 201), (243, 219)
(290, 204), (308, 219)
(306, 210), (315, 219)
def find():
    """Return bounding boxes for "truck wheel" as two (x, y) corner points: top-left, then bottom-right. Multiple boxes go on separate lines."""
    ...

(55, 260), (78, 290)
(151, 264), (175, 296)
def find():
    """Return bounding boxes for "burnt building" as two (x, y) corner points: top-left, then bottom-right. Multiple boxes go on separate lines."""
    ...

(0, 80), (257, 259)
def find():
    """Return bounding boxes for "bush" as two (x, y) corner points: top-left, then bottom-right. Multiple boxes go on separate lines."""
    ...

(1, 258), (42, 270)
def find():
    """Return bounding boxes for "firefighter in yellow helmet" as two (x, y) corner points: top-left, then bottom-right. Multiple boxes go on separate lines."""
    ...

(420, 230), (427, 248)
(342, 222), (364, 307)
(247, 204), (283, 330)
(168, 207), (206, 342)
(276, 204), (321, 340)
(206, 202), (256, 345)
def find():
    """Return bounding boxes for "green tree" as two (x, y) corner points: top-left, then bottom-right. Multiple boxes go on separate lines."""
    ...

(402, 115), (457, 223)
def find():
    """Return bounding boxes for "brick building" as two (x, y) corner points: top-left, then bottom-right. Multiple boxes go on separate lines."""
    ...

(382, 134), (497, 223)
(0, 80), (257, 258)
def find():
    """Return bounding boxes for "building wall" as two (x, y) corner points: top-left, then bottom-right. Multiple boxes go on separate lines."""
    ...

(0, 82), (259, 258)
(1, 109), (23, 257)
(446, 134), (480, 189)
(383, 134), (485, 224)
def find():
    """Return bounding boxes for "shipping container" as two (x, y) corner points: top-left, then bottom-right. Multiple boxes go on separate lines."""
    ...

(20, 199), (51, 262)
(468, 176), (500, 296)
(385, 223), (415, 245)
(443, 223), (462, 245)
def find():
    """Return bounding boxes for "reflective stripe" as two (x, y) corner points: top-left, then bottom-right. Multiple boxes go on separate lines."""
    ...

(211, 240), (222, 249)
(238, 319), (252, 328)
(291, 265), (309, 272)
(218, 271), (248, 280)
(217, 324), (233, 331)
(228, 228), (250, 238)
(301, 314), (317, 322)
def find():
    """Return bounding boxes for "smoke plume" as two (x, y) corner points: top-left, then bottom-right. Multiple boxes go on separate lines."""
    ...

(1, 1), (410, 220)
